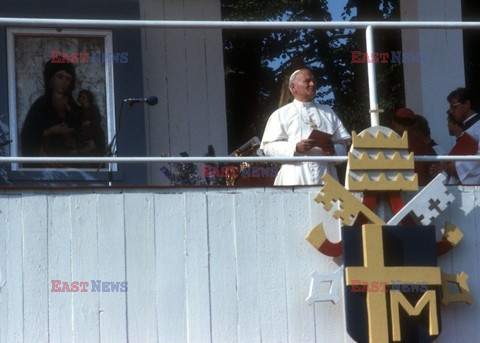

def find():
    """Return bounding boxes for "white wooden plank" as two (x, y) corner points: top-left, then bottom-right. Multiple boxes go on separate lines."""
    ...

(450, 187), (479, 338)
(256, 191), (289, 342)
(0, 195), (24, 343)
(164, 0), (190, 155)
(124, 193), (158, 343)
(435, 187), (453, 273)
(154, 193), (187, 342)
(436, 186), (457, 342)
(435, 187), (477, 342)
(141, 0), (228, 183)
(473, 188), (480, 334)
(47, 195), (74, 343)
(203, 0), (228, 156)
(184, 0), (210, 157)
(471, 188), (480, 336)
(306, 187), (348, 343)
(233, 191), (261, 343)
(441, 188), (477, 341)
(1, 185), (480, 343)
(0, 195), (8, 343)
(184, 192), (212, 343)
(139, 0), (171, 184)
(8, 195), (24, 343)
(208, 193), (238, 342)
(283, 192), (317, 343)
(22, 194), (49, 342)
(96, 193), (128, 343)
(71, 193), (100, 342)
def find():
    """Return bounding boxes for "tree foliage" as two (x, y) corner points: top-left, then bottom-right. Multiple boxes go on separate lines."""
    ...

(221, 0), (404, 151)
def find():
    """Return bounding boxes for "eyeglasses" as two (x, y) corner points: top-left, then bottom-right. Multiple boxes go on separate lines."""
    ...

(449, 102), (462, 110)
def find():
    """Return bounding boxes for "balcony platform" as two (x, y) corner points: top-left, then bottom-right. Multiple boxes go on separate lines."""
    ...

(0, 185), (478, 342)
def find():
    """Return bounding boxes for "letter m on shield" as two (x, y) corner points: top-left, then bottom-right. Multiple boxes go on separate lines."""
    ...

(342, 224), (442, 342)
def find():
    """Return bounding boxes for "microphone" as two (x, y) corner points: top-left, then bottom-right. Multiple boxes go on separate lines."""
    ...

(124, 96), (158, 106)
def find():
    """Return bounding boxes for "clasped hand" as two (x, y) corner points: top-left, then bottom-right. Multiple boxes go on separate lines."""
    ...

(296, 139), (334, 155)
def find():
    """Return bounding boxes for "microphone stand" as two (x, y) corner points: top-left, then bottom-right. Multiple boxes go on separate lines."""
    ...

(102, 99), (134, 186)
(100, 96), (157, 185)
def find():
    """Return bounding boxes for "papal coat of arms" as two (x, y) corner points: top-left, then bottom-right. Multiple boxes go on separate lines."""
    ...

(306, 126), (473, 343)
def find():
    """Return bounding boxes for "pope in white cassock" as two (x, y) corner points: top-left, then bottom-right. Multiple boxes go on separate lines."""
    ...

(260, 68), (351, 186)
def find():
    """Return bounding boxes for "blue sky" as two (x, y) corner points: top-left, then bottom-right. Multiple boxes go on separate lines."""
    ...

(267, 0), (353, 68)
(328, 0), (349, 20)
(266, 0), (355, 101)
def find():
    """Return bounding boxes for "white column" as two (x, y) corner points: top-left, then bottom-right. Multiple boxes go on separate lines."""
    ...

(400, 0), (464, 151)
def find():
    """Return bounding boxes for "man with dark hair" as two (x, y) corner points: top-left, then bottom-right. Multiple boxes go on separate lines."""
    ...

(391, 107), (436, 186)
(444, 87), (480, 184)
(447, 87), (476, 110)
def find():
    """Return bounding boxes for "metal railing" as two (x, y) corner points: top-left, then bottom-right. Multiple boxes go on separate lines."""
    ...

(3, 17), (480, 126)
(0, 155), (479, 165)
(1, 17), (479, 166)
(2, 18), (480, 29)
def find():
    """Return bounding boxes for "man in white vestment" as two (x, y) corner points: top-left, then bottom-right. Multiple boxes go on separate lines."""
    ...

(260, 68), (351, 185)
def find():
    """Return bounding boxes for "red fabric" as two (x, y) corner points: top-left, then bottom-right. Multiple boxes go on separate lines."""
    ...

(352, 192), (377, 226)
(408, 134), (437, 186)
(387, 192), (404, 215)
(449, 132), (478, 156)
(395, 107), (415, 119)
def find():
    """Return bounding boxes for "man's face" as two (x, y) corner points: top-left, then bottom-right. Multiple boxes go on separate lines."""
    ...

(447, 113), (463, 137)
(290, 70), (316, 102)
(448, 97), (470, 123)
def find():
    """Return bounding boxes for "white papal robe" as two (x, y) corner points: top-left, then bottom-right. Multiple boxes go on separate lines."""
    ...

(455, 113), (480, 185)
(260, 99), (351, 186)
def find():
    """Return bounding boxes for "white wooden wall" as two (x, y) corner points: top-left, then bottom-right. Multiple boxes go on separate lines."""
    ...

(0, 186), (478, 342)
(139, 0), (228, 185)
(399, 0), (465, 152)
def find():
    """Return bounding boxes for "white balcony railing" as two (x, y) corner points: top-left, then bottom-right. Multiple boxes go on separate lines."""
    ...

(1, 17), (479, 165)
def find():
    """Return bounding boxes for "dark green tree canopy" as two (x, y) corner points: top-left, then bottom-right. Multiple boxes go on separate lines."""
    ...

(221, 0), (403, 151)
